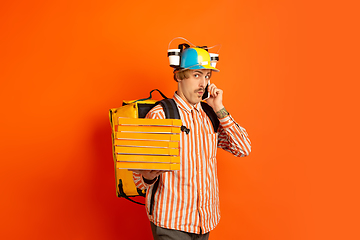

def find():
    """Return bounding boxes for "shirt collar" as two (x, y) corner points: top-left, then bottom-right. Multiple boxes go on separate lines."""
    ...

(173, 92), (202, 113)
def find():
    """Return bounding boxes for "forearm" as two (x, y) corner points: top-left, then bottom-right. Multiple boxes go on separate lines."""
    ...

(215, 107), (229, 119)
(217, 114), (251, 157)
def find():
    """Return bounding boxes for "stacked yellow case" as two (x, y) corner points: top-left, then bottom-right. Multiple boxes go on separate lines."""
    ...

(114, 118), (181, 170)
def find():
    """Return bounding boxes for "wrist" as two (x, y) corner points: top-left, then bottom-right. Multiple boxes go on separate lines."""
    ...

(216, 107), (229, 119)
(213, 104), (224, 113)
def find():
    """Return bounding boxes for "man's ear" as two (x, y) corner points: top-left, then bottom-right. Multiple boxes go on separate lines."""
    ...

(175, 74), (182, 82)
(174, 72), (181, 82)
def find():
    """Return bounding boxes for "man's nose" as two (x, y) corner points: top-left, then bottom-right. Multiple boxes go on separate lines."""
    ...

(199, 77), (207, 87)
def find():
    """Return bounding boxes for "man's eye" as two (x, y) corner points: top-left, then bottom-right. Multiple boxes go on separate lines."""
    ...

(194, 74), (199, 78)
(205, 75), (210, 79)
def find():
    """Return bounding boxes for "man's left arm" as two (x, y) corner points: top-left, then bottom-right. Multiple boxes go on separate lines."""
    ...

(206, 84), (251, 157)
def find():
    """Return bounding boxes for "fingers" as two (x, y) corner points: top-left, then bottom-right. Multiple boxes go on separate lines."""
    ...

(129, 169), (159, 176)
(128, 169), (171, 180)
(150, 170), (162, 175)
(129, 169), (146, 174)
(208, 83), (215, 97)
(208, 83), (222, 98)
(128, 170), (171, 173)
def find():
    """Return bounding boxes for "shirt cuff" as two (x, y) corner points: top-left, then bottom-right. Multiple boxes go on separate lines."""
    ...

(219, 114), (236, 129)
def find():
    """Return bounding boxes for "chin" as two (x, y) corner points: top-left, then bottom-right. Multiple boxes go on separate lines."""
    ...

(194, 99), (201, 104)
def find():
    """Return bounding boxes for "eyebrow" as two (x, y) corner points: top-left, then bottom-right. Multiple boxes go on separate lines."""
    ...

(194, 70), (203, 75)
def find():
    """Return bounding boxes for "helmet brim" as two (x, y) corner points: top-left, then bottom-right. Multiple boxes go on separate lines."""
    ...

(187, 64), (220, 72)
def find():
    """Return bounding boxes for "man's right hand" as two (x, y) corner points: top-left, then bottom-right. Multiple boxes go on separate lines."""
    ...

(130, 170), (170, 182)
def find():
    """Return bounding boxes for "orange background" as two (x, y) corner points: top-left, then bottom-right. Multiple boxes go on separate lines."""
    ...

(1, 0), (359, 239)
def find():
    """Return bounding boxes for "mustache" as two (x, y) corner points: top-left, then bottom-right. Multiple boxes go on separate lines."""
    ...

(195, 88), (204, 93)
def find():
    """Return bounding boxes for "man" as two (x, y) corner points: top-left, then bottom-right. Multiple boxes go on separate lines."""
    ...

(132, 46), (251, 240)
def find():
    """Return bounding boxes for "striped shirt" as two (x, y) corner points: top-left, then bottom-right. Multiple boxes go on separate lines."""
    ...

(133, 93), (251, 234)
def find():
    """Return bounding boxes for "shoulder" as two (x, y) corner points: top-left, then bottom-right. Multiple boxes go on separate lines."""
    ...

(149, 104), (164, 114)
(146, 104), (165, 119)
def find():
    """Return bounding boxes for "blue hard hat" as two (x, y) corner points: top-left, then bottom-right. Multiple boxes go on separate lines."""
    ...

(180, 48), (219, 72)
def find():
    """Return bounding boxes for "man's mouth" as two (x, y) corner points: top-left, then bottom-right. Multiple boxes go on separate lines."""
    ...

(196, 89), (204, 95)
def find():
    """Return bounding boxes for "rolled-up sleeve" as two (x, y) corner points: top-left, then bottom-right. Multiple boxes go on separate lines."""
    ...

(217, 114), (251, 157)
